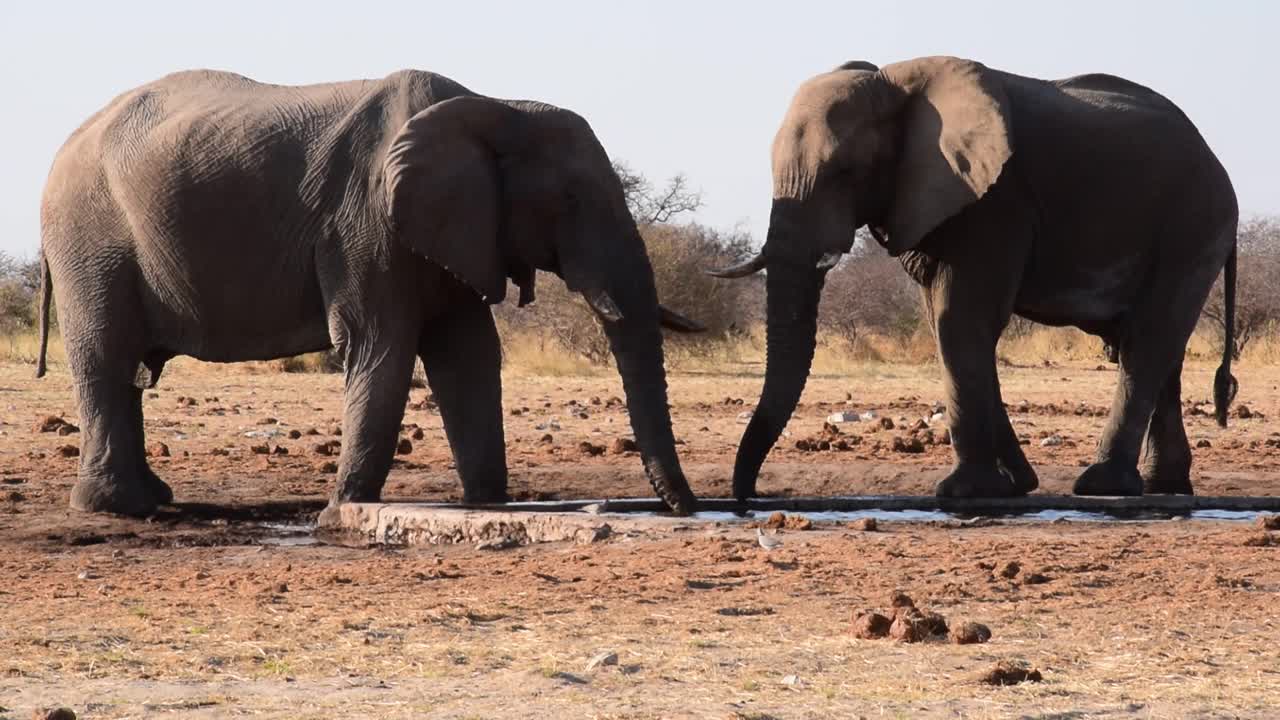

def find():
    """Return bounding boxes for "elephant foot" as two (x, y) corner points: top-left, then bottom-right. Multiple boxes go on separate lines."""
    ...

(998, 458), (1040, 495)
(935, 463), (1022, 498)
(142, 465), (174, 505)
(316, 503), (346, 530)
(1074, 461), (1144, 496)
(70, 473), (159, 516)
(462, 488), (511, 505)
(1141, 463), (1194, 495)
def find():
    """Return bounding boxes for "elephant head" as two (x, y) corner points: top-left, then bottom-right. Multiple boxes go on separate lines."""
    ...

(711, 57), (1013, 499)
(383, 96), (701, 513)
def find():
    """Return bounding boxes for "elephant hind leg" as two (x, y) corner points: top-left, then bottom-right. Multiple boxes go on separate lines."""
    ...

(1076, 258), (1216, 497)
(1141, 362), (1193, 495)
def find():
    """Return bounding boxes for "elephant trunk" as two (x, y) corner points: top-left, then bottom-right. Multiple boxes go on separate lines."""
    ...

(601, 237), (697, 515)
(732, 258), (825, 500)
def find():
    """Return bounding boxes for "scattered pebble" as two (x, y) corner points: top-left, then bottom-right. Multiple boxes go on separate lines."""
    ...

(951, 621), (992, 645)
(56, 444), (79, 458)
(317, 461), (338, 474)
(610, 437), (638, 454)
(891, 436), (925, 454)
(411, 428), (425, 440)
(1040, 435), (1063, 447)
(980, 661), (1042, 686)
(999, 561), (1021, 579)
(257, 417), (278, 425)
(396, 438), (413, 455)
(878, 417), (895, 431)
(578, 441), (606, 456)
(1256, 515), (1280, 531)
(34, 708), (77, 720)
(146, 442), (170, 458)
(272, 445), (289, 456)
(287, 429), (303, 440)
(848, 517), (878, 532)
(889, 591), (915, 609)
(584, 651), (618, 672)
(1196, 439), (1212, 448)
(250, 444), (270, 455)
(851, 611), (891, 639)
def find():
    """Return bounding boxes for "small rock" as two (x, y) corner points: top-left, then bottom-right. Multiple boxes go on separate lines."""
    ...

(735, 410), (754, 423)
(919, 611), (949, 636)
(272, 445), (289, 456)
(610, 437), (638, 454)
(56, 423), (79, 436)
(878, 417), (895, 430)
(889, 590), (915, 609)
(910, 419), (928, 432)
(210, 447), (230, 456)
(287, 429), (303, 440)
(848, 517), (878, 532)
(396, 438), (413, 455)
(1022, 572), (1051, 585)
(999, 561), (1021, 579)
(146, 442), (170, 458)
(250, 444), (270, 455)
(317, 461), (338, 474)
(891, 436), (925, 454)
(274, 582), (289, 593)
(850, 611), (891, 639)
(889, 615), (924, 643)
(1039, 435), (1063, 447)
(1256, 514), (1280, 531)
(31, 415), (66, 434)
(827, 411), (860, 423)
(578, 441), (606, 456)
(411, 427), (425, 440)
(951, 621), (992, 645)
(56, 444), (79, 458)
(257, 417), (278, 425)
(1196, 439), (1212, 448)
(313, 442), (333, 456)
(763, 511), (787, 530)
(781, 674), (800, 686)
(330, 426), (342, 436)
(34, 708), (77, 720)
(584, 651), (618, 671)
(1236, 404), (1252, 419)
(539, 433), (554, 445)
(305, 428), (321, 436)
(980, 661), (1042, 686)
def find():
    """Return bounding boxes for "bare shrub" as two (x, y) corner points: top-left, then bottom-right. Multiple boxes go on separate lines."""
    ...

(497, 163), (756, 365)
(0, 252), (42, 336)
(819, 233), (923, 343)
(1201, 216), (1280, 359)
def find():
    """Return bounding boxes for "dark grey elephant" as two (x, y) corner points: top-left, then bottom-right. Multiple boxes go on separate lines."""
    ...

(36, 68), (702, 522)
(713, 56), (1238, 499)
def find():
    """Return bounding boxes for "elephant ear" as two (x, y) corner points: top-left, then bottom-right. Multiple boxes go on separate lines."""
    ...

(384, 97), (521, 304)
(883, 58), (1013, 255)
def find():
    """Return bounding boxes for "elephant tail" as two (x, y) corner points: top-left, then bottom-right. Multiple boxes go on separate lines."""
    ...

(34, 253), (52, 379)
(1213, 244), (1238, 427)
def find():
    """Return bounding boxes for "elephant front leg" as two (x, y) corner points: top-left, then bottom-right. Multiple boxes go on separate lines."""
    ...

(70, 378), (160, 516)
(992, 376), (1039, 495)
(419, 296), (509, 504)
(927, 282), (1022, 499)
(319, 338), (417, 525)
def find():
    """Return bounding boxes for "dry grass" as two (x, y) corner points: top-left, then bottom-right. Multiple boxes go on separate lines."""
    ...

(2, 324), (1272, 381)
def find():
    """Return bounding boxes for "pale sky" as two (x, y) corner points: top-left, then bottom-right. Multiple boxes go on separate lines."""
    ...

(2, 1), (1276, 258)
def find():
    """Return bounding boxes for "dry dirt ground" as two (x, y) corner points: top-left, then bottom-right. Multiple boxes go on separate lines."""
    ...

(1, 358), (1279, 718)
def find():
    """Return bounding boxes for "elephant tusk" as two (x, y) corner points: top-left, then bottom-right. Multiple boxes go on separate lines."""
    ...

(867, 225), (889, 248)
(815, 252), (842, 270)
(705, 253), (766, 279)
(584, 289), (624, 322)
(659, 305), (707, 333)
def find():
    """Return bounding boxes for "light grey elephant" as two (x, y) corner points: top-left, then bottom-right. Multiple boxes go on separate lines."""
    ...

(36, 68), (702, 522)
(713, 57), (1238, 499)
